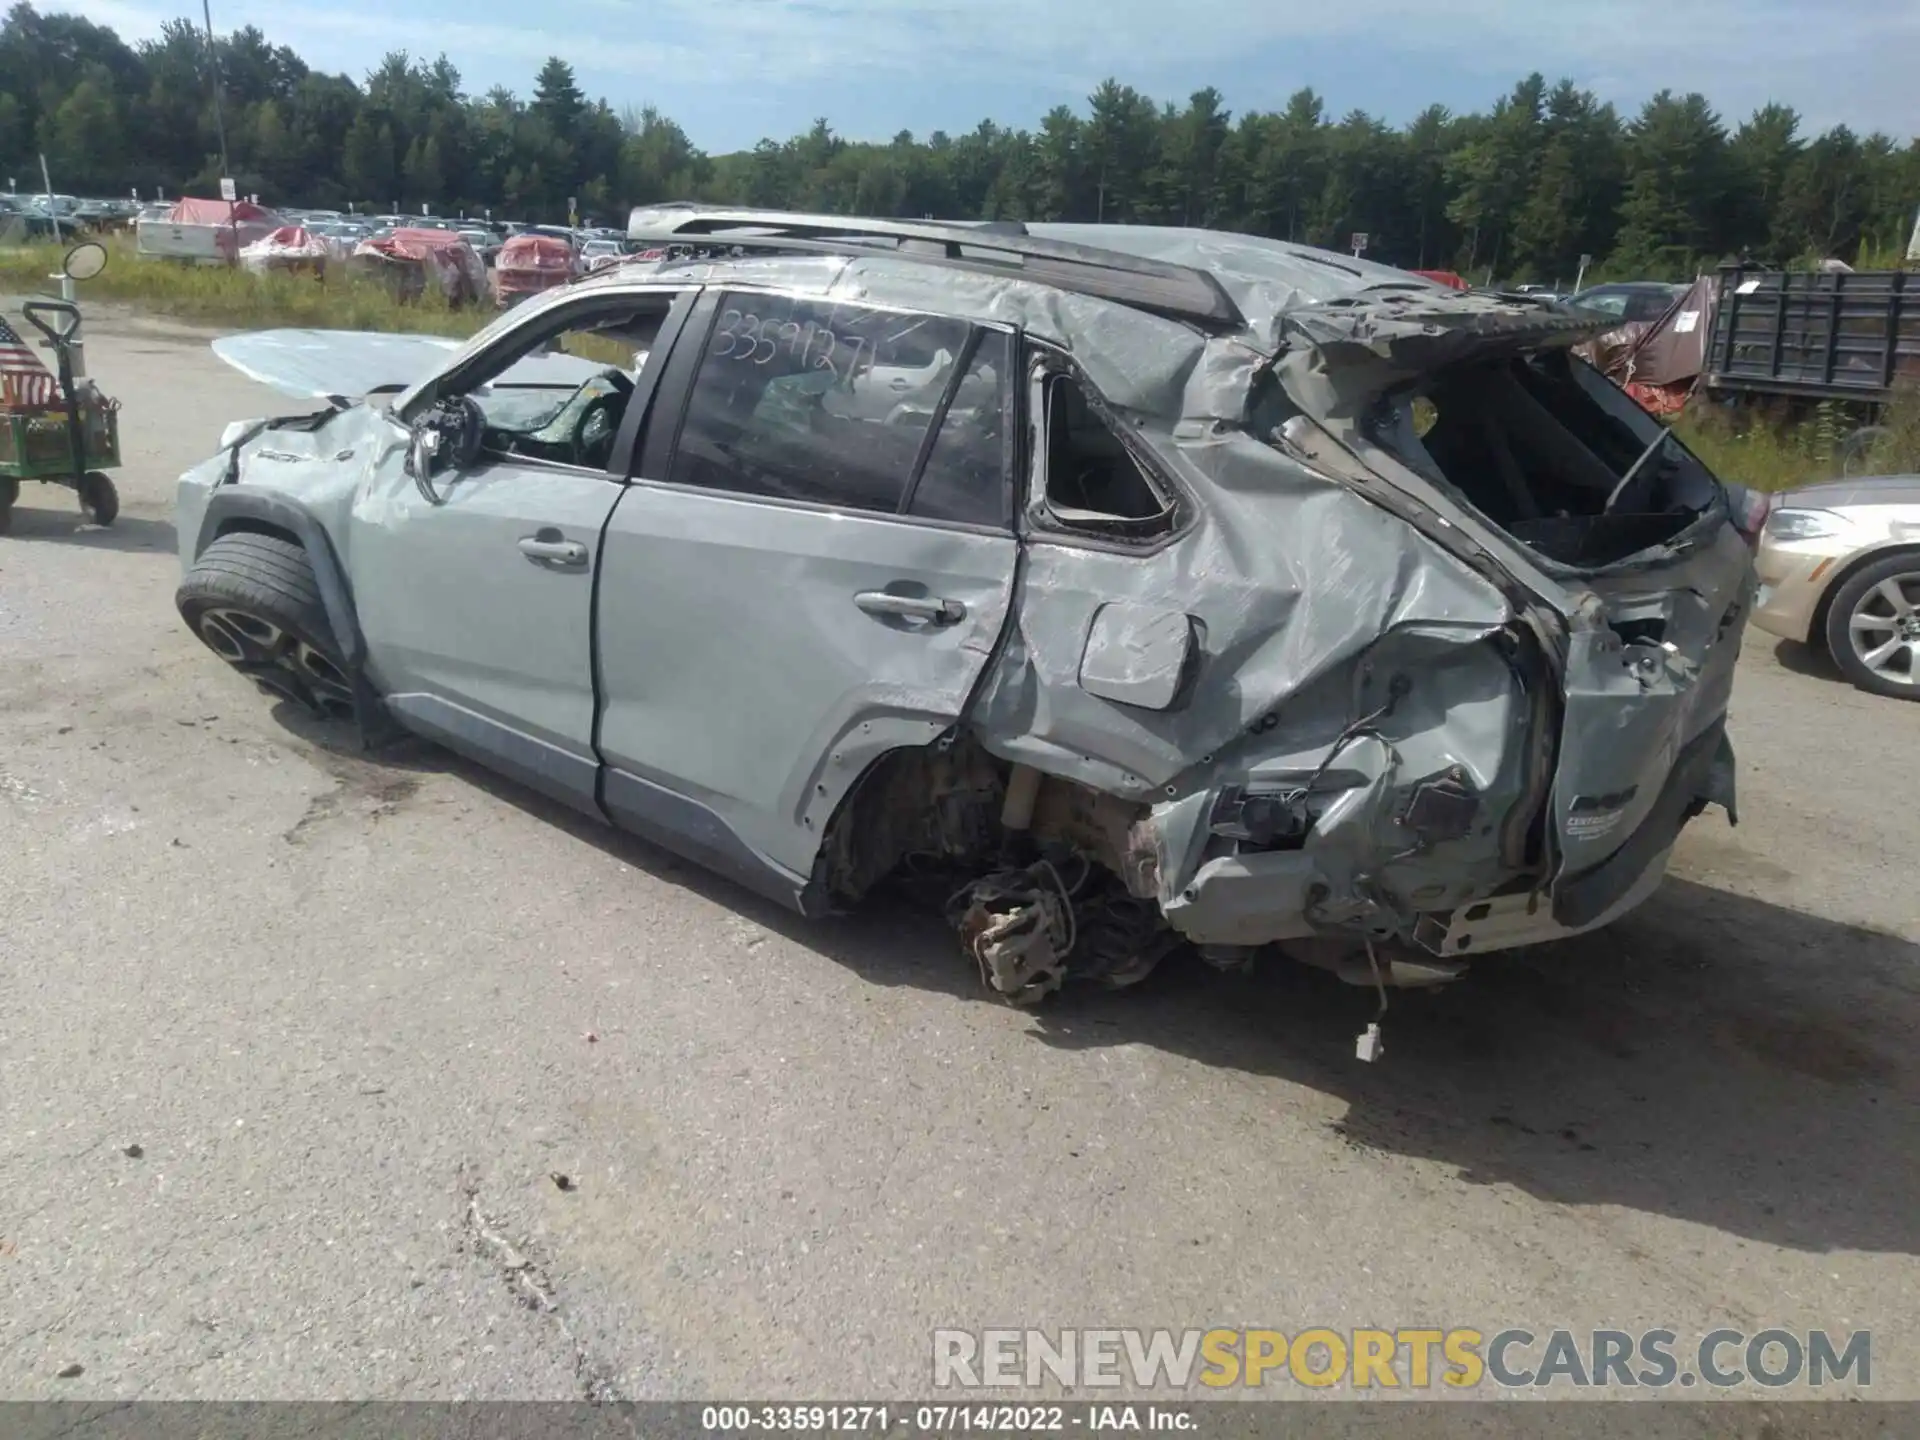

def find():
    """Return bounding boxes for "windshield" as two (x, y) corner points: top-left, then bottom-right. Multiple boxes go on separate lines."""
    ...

(1571, 289), (1632, 318)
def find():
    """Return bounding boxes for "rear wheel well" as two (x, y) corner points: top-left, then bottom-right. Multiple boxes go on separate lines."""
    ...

(1810, 543), (1920, 652)
(812, 736), (1178, 1002)
(815, 736), (1157, 907)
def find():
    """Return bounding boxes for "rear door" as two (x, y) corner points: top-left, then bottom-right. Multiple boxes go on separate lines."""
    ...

(595, 289), (1019, 908)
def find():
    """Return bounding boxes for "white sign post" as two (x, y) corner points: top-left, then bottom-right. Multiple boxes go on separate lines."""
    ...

(1351, 232), (1369, 258)
(218, 177), (238, 265)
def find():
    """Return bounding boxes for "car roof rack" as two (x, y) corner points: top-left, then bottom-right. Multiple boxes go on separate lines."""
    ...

(624, 206), (1246, 333)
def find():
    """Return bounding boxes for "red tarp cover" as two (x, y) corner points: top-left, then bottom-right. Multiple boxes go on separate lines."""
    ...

(1573, 274), (1717, 415)
(494, 233), (578, 302)
(497, 234), (576, 272)
(169, 196), (277, 225)
(240, 225), (330, 275)
(353, 228), (487, 305)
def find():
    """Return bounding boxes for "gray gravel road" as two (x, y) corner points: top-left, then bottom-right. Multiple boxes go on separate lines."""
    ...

(3, 308), (1917, 1403)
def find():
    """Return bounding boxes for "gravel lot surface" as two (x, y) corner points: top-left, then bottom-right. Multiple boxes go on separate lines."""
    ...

(3, 307), (1916, 1408)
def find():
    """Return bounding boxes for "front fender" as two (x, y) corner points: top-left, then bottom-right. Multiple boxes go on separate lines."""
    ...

(191, 487), (391, 746)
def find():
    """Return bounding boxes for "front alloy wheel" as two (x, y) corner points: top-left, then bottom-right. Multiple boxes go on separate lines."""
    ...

(176, 531), (357, 722)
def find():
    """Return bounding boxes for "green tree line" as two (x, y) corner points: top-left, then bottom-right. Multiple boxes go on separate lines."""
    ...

(4, 1), (1917, 282)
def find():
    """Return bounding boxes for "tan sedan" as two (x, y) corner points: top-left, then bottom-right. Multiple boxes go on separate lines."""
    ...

(1752, 474), (1920, 699)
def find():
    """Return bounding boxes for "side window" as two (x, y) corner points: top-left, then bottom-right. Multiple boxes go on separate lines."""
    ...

(905, 331), (1011, 528)
(668, 293), (971, 514)
(1037, 369), (1177, 538)
(427, 295), (677, 473)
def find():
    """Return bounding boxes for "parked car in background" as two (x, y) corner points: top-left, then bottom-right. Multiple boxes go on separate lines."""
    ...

(1568, 281), (1687, 324)
(0, 196), (83, 243)
(240, 225), (333, 278)
(492, 230), (579, 305)
(457, 226), (505, 266)
(349, 227), (488, 305)
(579, 237), (628, 270)
(137, 197), (287, 262)
(1752, 474), (1920, 699)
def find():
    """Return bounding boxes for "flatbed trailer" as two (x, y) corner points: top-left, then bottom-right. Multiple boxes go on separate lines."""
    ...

(1705, 264), (1920, 407)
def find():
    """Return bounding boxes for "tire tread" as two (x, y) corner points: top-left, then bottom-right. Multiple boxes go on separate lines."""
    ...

(177, 532), (338, 663)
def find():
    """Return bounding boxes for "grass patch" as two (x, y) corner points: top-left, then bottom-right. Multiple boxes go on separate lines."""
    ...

(561, 333), (636, 368)
(0, 234), (491, 339)
(1672, 405), (1836, 492)
(1674, 389), (1920, 493)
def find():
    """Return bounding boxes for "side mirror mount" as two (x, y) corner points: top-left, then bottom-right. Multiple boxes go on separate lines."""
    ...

(405, 394), (485, 485)
(406, 421), (442, 480)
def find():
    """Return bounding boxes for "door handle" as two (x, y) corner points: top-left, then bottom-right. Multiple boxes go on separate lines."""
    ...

(519, 530), (589, 567)
(855, 590), (965, 624)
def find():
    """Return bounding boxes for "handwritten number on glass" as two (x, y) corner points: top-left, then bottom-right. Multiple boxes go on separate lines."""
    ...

(712, 307), (872, 378)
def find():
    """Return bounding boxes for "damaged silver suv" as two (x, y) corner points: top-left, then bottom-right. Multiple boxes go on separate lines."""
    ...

(175, 209), (1758, 1007)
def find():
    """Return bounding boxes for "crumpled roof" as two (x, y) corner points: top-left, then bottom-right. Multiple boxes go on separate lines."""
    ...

(1025, 224), (1441, 342)
(568, 228), (1613, 425)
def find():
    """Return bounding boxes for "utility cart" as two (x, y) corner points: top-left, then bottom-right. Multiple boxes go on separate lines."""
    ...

(0, 242), (121, 533)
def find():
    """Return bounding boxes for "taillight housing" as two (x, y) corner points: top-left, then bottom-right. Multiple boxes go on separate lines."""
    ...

(1208, 785), (1311, 850)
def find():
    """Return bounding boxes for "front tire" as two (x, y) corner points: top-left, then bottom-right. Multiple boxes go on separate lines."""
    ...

(78, 470), (118, 526)
(1824, 552), (1920, 700)
(177, 531), (356, 721)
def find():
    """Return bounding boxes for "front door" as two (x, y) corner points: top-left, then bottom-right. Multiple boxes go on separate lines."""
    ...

(350, 441), (624, 813)
(350, 288), (690, 813)
(594, 290), (1020, 906)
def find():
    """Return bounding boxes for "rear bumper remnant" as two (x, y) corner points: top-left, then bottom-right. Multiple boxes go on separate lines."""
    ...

(1551, 718), (1733, 930)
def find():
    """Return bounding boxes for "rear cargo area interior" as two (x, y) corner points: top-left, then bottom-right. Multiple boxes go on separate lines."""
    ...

(1043, 372), (1171, 525)
(1377, 350), (1721, 567)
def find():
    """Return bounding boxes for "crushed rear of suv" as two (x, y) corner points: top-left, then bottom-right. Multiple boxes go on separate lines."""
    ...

(174, 209), (1758, 1033)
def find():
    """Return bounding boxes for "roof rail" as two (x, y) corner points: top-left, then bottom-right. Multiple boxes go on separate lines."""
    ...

(625, 207), (1245, 332)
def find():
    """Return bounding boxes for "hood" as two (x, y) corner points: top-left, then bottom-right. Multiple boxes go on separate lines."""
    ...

(1778, 473), (1920, 509)
(212, 328), (626, 406)
(212, 329), (463, 400)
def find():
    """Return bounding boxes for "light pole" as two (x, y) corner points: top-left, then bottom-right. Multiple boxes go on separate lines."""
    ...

(201, 0), (236, 262)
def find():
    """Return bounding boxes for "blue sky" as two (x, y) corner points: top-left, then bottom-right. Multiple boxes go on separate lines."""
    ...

(58, 0), (1920, 152)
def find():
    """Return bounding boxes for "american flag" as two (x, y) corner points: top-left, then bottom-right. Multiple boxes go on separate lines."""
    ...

(0, 314), (59, 409)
